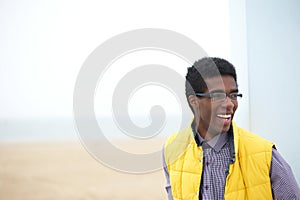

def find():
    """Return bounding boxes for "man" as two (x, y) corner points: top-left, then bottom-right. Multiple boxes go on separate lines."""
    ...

(163, 57), (300, 199)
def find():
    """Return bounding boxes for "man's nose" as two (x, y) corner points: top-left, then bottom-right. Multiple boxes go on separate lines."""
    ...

(223, 96), (234, 109)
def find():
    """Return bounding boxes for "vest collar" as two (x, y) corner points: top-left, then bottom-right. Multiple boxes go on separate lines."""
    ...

(191, 118), (236, 163)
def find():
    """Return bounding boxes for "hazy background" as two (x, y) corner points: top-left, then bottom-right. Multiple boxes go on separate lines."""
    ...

(0, 0), (299, 183)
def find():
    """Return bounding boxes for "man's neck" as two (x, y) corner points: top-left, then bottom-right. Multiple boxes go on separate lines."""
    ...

(195, 122), (220, 141)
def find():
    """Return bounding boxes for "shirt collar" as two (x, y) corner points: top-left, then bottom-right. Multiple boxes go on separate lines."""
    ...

(191, 119), (229, 152)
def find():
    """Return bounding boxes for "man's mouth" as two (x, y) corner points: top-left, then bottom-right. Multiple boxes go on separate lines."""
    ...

(217, 114), (231, 119)
(217, 114), (232, 125)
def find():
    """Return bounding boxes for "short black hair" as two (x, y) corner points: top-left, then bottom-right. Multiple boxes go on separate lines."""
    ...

(185, 57), (237, 102)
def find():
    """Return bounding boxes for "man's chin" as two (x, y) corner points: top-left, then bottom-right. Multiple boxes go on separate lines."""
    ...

(221, 123), (231, 132)
(209, 124), (231, 135)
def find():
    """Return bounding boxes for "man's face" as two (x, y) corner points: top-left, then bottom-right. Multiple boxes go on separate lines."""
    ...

(191, 75), (238, 139)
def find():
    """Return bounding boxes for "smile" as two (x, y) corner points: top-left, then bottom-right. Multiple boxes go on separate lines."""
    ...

(217, 114), (231, 119)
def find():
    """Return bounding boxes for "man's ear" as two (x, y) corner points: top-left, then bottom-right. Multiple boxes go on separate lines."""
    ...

(188, 95), (198, 108)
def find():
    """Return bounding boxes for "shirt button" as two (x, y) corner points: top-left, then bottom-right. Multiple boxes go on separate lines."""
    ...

(199, 159), (202, 163)
(205, 185), (209, 190)
(206, 162), (209, 166)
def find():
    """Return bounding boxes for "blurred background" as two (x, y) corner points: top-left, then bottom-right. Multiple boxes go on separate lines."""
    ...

(0, 0), (299, 199)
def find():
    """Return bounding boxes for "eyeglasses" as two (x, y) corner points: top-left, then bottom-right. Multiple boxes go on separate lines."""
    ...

(195, 92), (243, 102)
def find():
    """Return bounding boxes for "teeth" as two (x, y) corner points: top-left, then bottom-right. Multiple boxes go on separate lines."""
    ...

(217, 114), (231, 119)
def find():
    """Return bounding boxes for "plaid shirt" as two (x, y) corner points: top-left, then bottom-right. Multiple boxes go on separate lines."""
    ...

(163, 124), (300, 200)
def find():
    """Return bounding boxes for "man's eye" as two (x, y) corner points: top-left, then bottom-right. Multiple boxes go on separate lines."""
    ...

(212, 93), (225, 100)
(229, 93), (238, 99)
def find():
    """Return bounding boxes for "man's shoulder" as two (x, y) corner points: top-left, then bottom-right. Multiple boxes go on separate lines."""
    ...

(233, 123), (274, 151)
(234, 124), (272, 143)
(164, 126), (196, 165)
(165, 127), (193, 146)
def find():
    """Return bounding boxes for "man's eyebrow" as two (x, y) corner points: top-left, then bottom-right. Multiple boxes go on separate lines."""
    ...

(230, 88), (239, 93)
(210, 89), (225, 93)
(209, 89), (239, 93)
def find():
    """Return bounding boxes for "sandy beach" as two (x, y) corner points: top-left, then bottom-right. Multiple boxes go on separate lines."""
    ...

(0, 140), (167, 200)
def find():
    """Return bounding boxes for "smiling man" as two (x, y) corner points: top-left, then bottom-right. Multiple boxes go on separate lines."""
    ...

(163, 57), (300, 199)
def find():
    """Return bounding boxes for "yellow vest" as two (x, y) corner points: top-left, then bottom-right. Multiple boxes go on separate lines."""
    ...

(164, 121), (274, 200)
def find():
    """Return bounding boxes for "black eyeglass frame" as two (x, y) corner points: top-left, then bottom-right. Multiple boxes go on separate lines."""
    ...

(195, 92), (243, 101)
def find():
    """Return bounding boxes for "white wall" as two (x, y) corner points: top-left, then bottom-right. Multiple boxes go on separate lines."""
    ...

(228, 0), (250, 130)
(230, 0), (300, 183)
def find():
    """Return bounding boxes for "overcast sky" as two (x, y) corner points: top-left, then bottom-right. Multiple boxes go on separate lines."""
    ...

(0, 0), (231, 120)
